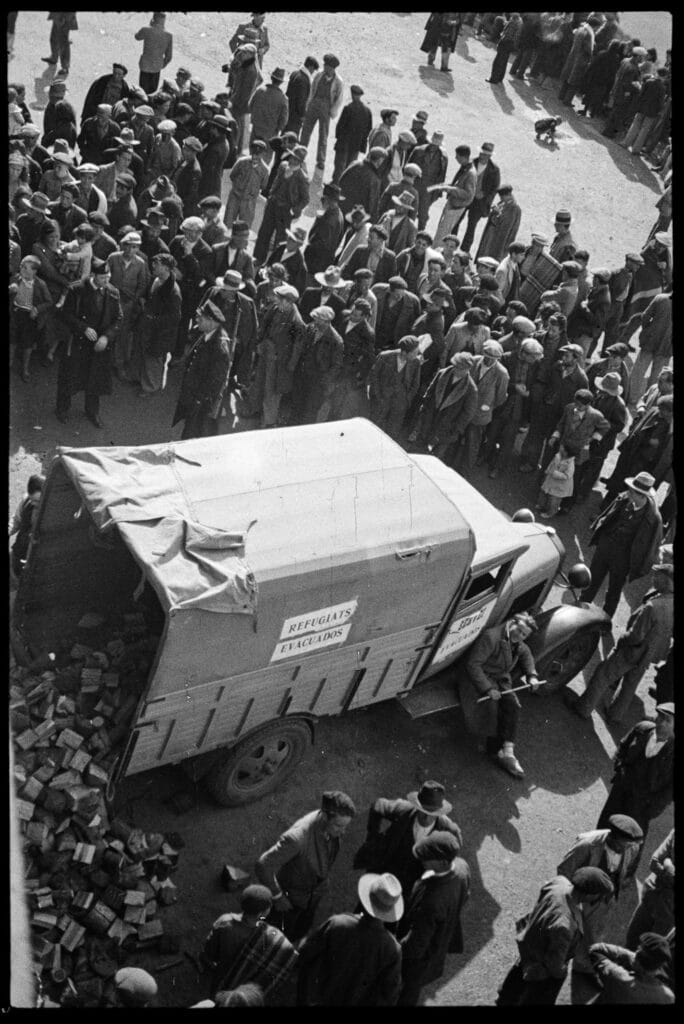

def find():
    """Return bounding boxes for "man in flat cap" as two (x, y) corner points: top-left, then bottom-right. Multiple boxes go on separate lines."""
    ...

(148, 121), (182, 182)
(172, 299), (234, 438)
(483, 337), (544, 478)
(48, 182), (87, 243)
(369, 334), (422, 440)
(88, 211), (118, 261)
(82, 62), (132, 123)
(497, 868), (614, 1005)
(430, 145), (477, 246)
(343, 223), (397, 286)
(460, 142), (501, 253)
(397, 831), (470, 1005)
(107, 172), (138, 237)
(105, 229), (148, 381)
(249, 69), (289, 162)
(229, 12), (269, 67)
(198, 115), (233, 202)
(339, 149), (387, 223)
(353, 781), (462, 903)
(548, 209), (577, 264)
(297, 873), (403, 1006)
(294, 305), (344, 424)
(77, 103), (119, 166)
(589, 932), (673, 1004)
(557, 815), (644, 973)
(476, 184), (522, 263)
(412, 351), (477, 461)
(300, 54), (344, 171)
(57, 257), (123, 428)
(171, 135), (203, 217)
(253, 148), (309, 266)
(252, 282), (306, 427)
(268, 225), (308, 298)
(333, 85), (373, 184)
(540, 259), (581, 318)
(457, 339), (509, 476)
(304, 182), (346, 278)
(203, 884), (296, 1000)
(285, 56), (320, 136)
(198, 195), (230, 247)
(410, 110), (430, 148)
(410, 131), (448, 231)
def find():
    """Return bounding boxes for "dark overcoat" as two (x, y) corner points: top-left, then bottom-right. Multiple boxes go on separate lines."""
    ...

(59, 279), (122, 396)
(398, 860), (471, 992)
(172, 325), (234, 425)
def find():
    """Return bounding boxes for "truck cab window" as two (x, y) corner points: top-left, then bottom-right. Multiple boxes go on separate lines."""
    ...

(463, 562), (511, 603)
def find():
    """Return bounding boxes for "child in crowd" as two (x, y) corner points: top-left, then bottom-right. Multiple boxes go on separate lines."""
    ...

(537, 443), (576, 518)
(55, 223), (95, 306)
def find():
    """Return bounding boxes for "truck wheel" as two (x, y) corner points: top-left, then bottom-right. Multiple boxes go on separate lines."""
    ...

(204, 719), (313, 807)
(535, 628), (602, 694)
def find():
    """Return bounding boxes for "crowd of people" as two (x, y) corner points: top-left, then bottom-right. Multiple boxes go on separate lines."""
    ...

(8, 10), (674, 1007)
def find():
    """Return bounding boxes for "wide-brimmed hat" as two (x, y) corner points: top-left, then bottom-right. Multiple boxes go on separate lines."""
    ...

(212, 114), (233, 135)
(357, 873), (404, 923)
(219, 270), (245, 290)
(314, 266), (347, 288)
(624, 471), (656, 496)
(392, 190), (416, 211)
(270, 67), (286, 82)
(285, 225), (307, 244)
(29, 192), (51, 213)
(345, 205), (370, 225)
(595, 372), (622, 396)
(114, 130), (140, 148)
(406, 780), (452, 817)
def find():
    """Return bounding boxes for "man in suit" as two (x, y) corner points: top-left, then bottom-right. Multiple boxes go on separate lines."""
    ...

(172, 300), (234, 438)
(199, 269), (259, 393)
(77, 103), (120, 166)
(602, 394), (673, 506)
(171, 135), (203, 218)
(212, 220), (257, 299)
(268, 225), (308, 297)
(412, 351), (478, 461)
(521, 342), (589, 474)
(249, 68), (289, 161)
(285, 56), (319, 135)
(369, 334), (421, 440)
(335, 205), (371, 267)
(484, 338), (544, 478)
(253, 149), (309, 266)
(339, 148), (387, 222)
(333, 85), (373, 184)
(298, 266), (348, 330)
(224, 139), (269, 230)
(395, 232), (441, 296)
(343, 224), (397, 285)
(397, 832), (471, 1005)
(106, 230), (149, 382)
(301, 54), (345, 171)
(378, 191), (418, 255)
(410, 131), (448, 231)
(304, 182), (346, 278)
(460, 143), (501, 253)
(368, 108), (398, 151)
(372, 276), (420, 351)
(56, 258), (123, 427)
(169, 215), (213, 361)
(456, 340), (509, 477)
(431, 144), (477, 246)
(296, 873), (403, 1006)
(353, 781), (463, 902)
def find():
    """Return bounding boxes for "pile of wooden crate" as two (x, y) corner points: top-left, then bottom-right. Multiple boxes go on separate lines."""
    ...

(11, 611), (182, 1007)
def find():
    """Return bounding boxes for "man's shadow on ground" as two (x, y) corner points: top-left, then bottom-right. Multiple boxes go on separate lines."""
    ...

(418, 65), (455, 98)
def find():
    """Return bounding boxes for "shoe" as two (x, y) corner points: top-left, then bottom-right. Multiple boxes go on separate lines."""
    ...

(57, 68), (69, 77)
(87, 413), (103, 428)
(497, 750), (524, 778)
(41, 56), (58, 64)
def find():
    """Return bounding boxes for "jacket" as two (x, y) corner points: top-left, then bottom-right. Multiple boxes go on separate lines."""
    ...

(346, 247), (398, 287)
(339, 159), (383, 220)
(169, 235), (213, 304)
(369, 350), (421, 409)
(212, 242), (255, 290)
(304, 206), (345, 276)
(299, 322), (344, 420)
(249, 83), (289, 140)
(298, 287), (347, 331)
(199, 135), (230, 201)
(552, 402), (610, 466)
(471, 157), (501, 211)
(257, 302), (306, 395)
(171, 156), (202, 217)
(415, 368), (477, 445)
(227, 52), (262, 117)
(638, 293), (671, 356)
(255, 809), (340, 908)
(378, 211), (417, 255)
(543, 361), (589, 417)
(335, 100), (372, 153)
(542, 452), (575, 498)
(372, 283), (420, 346)
(589, 493), (663, 580)
(60, 278), (123, 396)
(172, 325), (234, 424)
(398, 860), (471, 986)
(76, 116), (120, 165)
(138, 274), (182, 357)
(469, 356), (509, 426)
(515, 876), (584, 979)
(81, 73), (132, 123)
(353, 797), (463, 899)
(409, 142), (448, 189)
(637, 75), (666, 118)
(285, 68), (312, 127)
(297, 913), (401, 1007)
(589, 944), (674, 1004)
(618, 588), (673, 667)
(267, 162), (309, 218)
(199, 286), (259, 385)
(9, 274), (52, 331)
(306, 71), (344, 119)
(445, 162), (477, 211)
(557, 829), (641, 897)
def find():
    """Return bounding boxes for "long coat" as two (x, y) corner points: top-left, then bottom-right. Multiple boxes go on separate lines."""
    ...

(415, 369), (478, 449)
(339, 159), (383, 221)
(398, 860), (471, 996)
(304, 206), (345, 276)
(285, 68), (312, 131)
(560, 22), (595, 89)
(638, 293), (672, 357)
(475, 197), (521, 262)
(372, 284), (420, 347)
(228, 54), (262, 117)
(460, 622), (536, 737)
(298, 288), (347, 331)
(172, 156), (202, 218)
(137, 273), (182, 358)
(297, 322), (344, 422)
(81, 73), (132, 123)
(469, 356), (509, 426)
(421, 12), (462, 53)
(256, 303), (305, 396)
(378, 211), (417, 255)
(297, 913), (402, 1007)
(369, 350), (421, 428)
(607, 407), (672, 492)
(353, 797), (463, 899)
(172, 325), (234, 426)
(249, 83), (289, 141)
(198, 135), (230, 201)
(589, 492), (662, 581)
(335, 100), (373, 154)
(199, 286), (259, 386)
(328, 319), (376, 419)
(597, 721), (674, 832)
(60, 279), (123, 396)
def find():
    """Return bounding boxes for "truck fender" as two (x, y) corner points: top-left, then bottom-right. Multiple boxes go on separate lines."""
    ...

(529, 602), (612, 658)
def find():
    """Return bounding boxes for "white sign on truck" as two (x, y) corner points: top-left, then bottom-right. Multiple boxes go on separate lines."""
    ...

(430, 598), (497, 668)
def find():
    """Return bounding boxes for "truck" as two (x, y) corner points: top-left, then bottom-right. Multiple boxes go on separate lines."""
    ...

(12, 418), (611, 806)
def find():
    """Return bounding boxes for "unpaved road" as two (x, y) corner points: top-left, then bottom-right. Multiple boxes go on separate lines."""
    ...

(10, 11), (672, 1007)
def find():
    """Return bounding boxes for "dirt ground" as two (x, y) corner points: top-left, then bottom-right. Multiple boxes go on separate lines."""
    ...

(9, 11), (672, 1008)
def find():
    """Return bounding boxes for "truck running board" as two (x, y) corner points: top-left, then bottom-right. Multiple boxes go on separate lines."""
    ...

(397, 676), (461, 719)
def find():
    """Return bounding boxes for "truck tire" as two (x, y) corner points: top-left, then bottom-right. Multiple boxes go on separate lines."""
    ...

(204, 719), (313, 807)
(534, 627), (602, 694)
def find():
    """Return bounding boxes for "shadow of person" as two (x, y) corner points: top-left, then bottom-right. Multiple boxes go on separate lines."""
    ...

(566, 116), (663, 194)
(534, 135), (560, 152)
(508, 76), (545, 113)
(418, 65), (455, 97)
(455, 35), (477, 64)
(32, 65), (58, 112)
(487, 82), (515, 117)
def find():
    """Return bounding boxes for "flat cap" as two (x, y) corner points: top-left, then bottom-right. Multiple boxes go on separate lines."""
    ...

(625, 252), (645, 264)
(380, 108), (399, 119)
(88, 211), (110, 226)
(398, 130), (417, 145)
(115, 173), (136, 188)
(182, 136), (203, 153)
(198, 195), (222, 208)
(555, 209), (572, 223)
(350, 84), (364, 95)
(241, 884), (273, 914)
(96, 103), (113, 115)
(369, 146), (388, 160)
(450, 352), (475, 370)
(134, 105), (154, 117)
(520, 338), (544, 358)
(483, 340), (504, 358)
(181, 216), (205, 231)
(388, 275), (407, 289)
(197, 299), (225, 323)
(635, 933), (672, 970)
(274, 283), (299, 301)
(323, 53), (340, 67)
(561, 260), (581, 277)
(77, 162), (100, 175)
(414, 110), (429, 123)
(559, 343), (584, 358)
(607, 814), (643, 840)
(571, 867), (614, 896)
(158, 119), (177, 132)
(121, 231), (142, 245)
(413, 830), (461, 862)
(310, 305), (335, 322)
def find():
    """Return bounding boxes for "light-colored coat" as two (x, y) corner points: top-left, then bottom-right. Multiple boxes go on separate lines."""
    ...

(541, 452), (575, 498)
(469, 355), (509, 426)
(306, 71), (344, 119)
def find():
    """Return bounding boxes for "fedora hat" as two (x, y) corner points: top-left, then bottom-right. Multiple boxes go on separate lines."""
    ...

(357, 873), (404, 923)
(270, 67), (286, 83)
(286, 225), (307, 244)
(345, 205), (370, 225)
(322, 182), (344, 200)
(29, 192), (51, 213)
(595, 372), (623, 396)
(219, 270), (245, 290)
(392, 190), (416, 211)
(314, 265), (346, 288)
(406, 780), (452, 817)
(624, 471), (656, 497)
(212, 114), (233, 134)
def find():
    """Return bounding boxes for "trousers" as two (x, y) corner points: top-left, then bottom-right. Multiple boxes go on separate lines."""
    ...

(49, 20), (71, 69)
(625, 886), (674, 950)
(583, 544), (630, 618)
(426, 47), (451, 71)
(623, 113), (658, 154)
(497, 961), (565, 1005)
(574, 642), (645, 718)
(300, 99), (332, 169)
(434, 204), (467, 245)
(332, 144), (359, 184)
(253, 201), (291, 264)
(485, 692), (519, 755)
(461, 197), (490, 252)
(139, 70), (160, 94)
(629, 350), (670, 405)
(180, 409), (218, 439)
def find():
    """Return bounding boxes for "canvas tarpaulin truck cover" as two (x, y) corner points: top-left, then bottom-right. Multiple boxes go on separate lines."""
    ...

(59, 444), (257, 616)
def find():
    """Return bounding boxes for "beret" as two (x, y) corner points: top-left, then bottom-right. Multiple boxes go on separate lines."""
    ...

(625, 251), (645, 264)
(571, 867), (614, 896)
(607, 814), (643, 840)
(413, 830), (461, 862)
